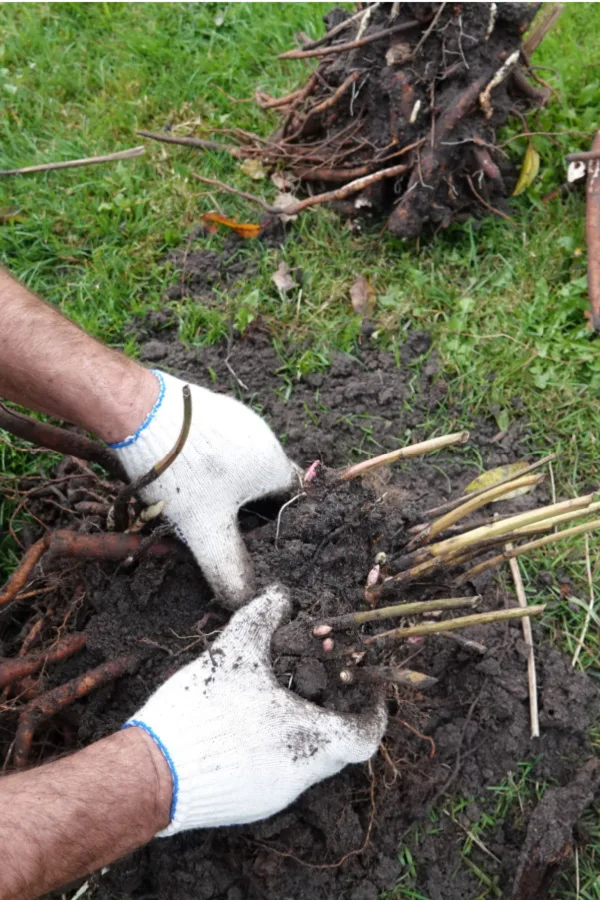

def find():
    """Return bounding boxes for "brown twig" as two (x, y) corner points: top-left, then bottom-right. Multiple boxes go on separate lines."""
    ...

(295, 6), (375, 53)
(278, 20), (419, 60)
(190, 174), (277, 213)
(137, 130), (240, 156)
(111, 384), (192, 528)
(409, 2), (447, 60)
(12, 653), (142, 768)
(522, 3), (564, 57)
(0, 634), (87, 690)
(511, 67), (551, 106)
(566, 149), (600, 162)
(586, 131), (600, 331)
(0, 403), (127, 482)
(193, 162), (410, 218)
(465, 173), (514, 223)
(0, 146), (145, 177)
(294, 164), (371, 182)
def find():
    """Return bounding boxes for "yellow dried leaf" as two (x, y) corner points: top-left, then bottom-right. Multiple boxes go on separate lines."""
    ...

(512, 142), (540, 196)
(240, 158), (267, 181)
(464, 462), (536, 501)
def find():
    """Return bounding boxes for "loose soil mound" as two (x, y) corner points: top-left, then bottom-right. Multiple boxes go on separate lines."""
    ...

(1, 328), (598, 900)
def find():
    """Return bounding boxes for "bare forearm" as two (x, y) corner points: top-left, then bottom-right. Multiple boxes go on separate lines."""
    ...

(0, 727), (171, 900)
(0, 268), (158, 443)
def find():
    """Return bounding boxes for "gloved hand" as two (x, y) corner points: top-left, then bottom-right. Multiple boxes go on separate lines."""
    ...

(110, 370), (299, 608)
(125, 585), (387, 835)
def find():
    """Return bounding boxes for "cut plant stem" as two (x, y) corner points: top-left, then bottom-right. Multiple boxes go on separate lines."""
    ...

(572, 533), (595, 668)
(440, 632), (487, 654)
(318, 596), (480, 632)
(362, 605), (545, 646)
(427, 494), (597, 559)
(421, 454), (556, 519)
(517, 500), (600, 534)
(506, 545), (539, 739)
(409, 472), (545, 549)
(340, 431), (469, 481)
(455, 517), (600, 585)
(339, 666), (438, 690)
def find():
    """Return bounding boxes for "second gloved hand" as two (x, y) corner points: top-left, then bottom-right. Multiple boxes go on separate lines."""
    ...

(110, 370), (299, 608)
(125, 585), (387, 834)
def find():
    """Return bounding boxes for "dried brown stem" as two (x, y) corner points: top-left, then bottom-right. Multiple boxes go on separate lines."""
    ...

(466, 173), (514, 223)
(522, 3), (564, 57)
(194, 162), (410, 218)
(410, 1), (447, 60)
(137, 129), (240, 156)
(295, 165), (371, 182)
(0, 146), (145, 177)
(586, 131), (600, 330)
(296, 6), (374, 53)
(310, 72), (360, 118)
(190, 174), (277, 213)
(566, 150), (600, 163)
(279, 20), (419, 60)
(111, 384), (191, 528)
(0, 403), (127, 481)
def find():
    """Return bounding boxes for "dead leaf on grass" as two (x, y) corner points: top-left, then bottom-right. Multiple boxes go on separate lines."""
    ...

(240, 158), (267, 181)
(201, 212), (262, 239)
(271, 171), (296, 191)
(272, 261), (296, 293)
(464, 462), (537, 500)
(273, 191), (298, 223)
(350, 275), (376, 316)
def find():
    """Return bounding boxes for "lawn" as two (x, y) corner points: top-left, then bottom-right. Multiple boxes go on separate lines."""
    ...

(1, 3), (599, 897)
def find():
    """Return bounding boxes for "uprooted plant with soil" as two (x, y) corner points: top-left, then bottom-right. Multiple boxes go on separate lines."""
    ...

(0, 330), (598, 900)
(144, 2), (562, 238)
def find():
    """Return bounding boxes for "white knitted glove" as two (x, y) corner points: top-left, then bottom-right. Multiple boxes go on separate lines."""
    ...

(110, 370), (298, 608)
(125, 585), (387, 836)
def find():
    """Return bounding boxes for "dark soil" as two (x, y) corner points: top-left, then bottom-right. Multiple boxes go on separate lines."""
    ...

(1, 327), (598, 900)
(230, 2), (552, 238)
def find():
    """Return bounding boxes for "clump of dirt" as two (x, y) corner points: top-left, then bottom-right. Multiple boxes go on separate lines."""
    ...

(1, 330), (598, 900)
(134, 219), (287, 315)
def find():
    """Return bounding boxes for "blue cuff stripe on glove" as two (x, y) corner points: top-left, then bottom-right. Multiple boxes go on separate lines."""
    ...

(108, 370), (166, 450)
(123, 718), (179, 822)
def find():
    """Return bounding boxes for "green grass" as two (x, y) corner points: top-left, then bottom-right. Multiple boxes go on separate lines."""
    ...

(1, 2), (600, 895)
